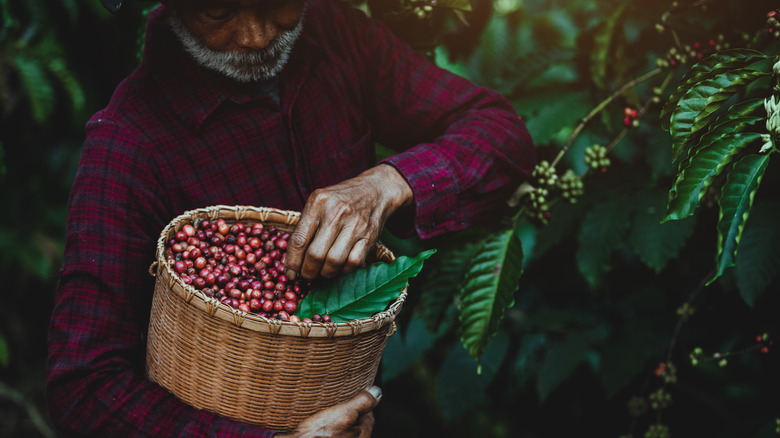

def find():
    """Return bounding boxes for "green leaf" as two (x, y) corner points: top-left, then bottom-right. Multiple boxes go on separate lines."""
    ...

(708, 97), (764, 122)
(734, 201), (780, 307)
(512, 89), (591, 145)
(690, 69), (768, 133)
(514, 334), (547, 382)
(529, 201), (582, 261)
(47, 57), (85, 114)
(381, 316), (441, 382)
(474, 17), (512, 89)
(665, 132), (763, 221)
(711, 153), (771, 285)
(437, 333), (509, 419)
(661, 49), (769, 130)
(298, 249), (436, 321)
(599, 322), (660, 398)
(576, 198), (631, 287)
(12, 54), (55, 124)
(629, 190), (695, 273)
(589, 3), (628, 90)
(537, 333), (590, 402)
(436, 0), (471, 11)
(419, 240), (480, 333)
(669, 69), (768, 161)
(457, 229), (524, 363)
(0, 333), (8, 367)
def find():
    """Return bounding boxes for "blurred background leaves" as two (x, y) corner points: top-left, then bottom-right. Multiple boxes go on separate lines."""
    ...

(2, 0), (780, 437)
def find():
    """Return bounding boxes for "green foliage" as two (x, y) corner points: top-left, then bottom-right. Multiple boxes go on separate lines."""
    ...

(419, 238), (481, 333)
(377, 0), (780, 436)
(665, 130), (763, 221)
(512, 89), (592, 145)
(436, 332), (508, 419)
(714, 153), (771, 284)
(576, 196), (631, 287)
(1, 5), (86, 124)
(381, 316), (443, 382)
(669, 67), (768, 161)
(0, 331), (8, 368)
(629, 189), (695, 274)
(734, 201), (780, 307)
(457, 228), (523, 362)
(5, 0), (780, 436)
(536, 332), (591, 402)
(663, 48), (777, 285)
(298, 250), (435, 321)
(661, 50), (768, 133)
(588, 3), (629, 90)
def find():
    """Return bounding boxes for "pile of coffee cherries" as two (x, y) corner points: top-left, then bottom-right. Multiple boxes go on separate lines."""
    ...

(164, 217), (331, 323)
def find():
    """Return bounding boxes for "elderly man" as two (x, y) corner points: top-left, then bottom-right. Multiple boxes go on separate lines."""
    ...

(46, 0), (535, 436)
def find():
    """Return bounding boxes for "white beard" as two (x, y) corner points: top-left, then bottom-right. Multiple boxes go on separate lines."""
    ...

(169, 12), (304, 83)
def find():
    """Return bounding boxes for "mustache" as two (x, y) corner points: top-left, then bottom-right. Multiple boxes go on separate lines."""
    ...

(168, 11), (305, 82)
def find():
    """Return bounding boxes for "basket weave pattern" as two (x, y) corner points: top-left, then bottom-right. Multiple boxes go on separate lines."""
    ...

(145, 205), (405, 432)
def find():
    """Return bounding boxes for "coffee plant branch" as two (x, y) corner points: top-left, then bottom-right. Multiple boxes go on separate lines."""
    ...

(550, 68), (664, 169)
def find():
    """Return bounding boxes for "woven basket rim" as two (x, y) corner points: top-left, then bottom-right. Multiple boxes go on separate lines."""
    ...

(153, 204), (406, 338)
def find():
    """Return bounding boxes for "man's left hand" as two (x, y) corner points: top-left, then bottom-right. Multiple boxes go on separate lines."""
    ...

(284, 163), (414, 280)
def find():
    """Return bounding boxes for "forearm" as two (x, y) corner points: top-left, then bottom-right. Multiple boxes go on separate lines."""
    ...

(380, 94), (534, 239)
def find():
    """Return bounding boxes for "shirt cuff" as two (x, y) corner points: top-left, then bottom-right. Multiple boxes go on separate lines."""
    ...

(380, 145), (464, 240)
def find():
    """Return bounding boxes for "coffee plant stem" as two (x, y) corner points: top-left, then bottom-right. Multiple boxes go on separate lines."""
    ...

(550, 68), (664, 168)
(604, 72), (673, 156)
(666, 270), (713, 365)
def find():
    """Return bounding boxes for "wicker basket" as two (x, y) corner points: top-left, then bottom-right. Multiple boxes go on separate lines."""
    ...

(145, 205), (405, 432)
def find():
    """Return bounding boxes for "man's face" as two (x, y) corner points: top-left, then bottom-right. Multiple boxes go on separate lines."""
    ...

(167, 0), (306, 82)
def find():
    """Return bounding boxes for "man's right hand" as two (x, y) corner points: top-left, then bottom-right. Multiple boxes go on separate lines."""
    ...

(274, 386), (382, 437)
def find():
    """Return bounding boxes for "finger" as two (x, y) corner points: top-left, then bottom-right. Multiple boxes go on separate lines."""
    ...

(299, 219), (341, 280)
(319, 227), (359, 278)
(341, 238), (371, 274)
(285, 213), (320, 281)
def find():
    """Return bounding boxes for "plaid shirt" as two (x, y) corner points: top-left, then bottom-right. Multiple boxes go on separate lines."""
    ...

(46, 1), (534, 436)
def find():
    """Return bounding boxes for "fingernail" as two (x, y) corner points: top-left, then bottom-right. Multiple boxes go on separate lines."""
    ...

(285, 269), (296, 280)
(367, 385), (382, 401)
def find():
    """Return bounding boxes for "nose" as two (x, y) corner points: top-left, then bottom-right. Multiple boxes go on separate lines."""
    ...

(236, 13), (277, 51)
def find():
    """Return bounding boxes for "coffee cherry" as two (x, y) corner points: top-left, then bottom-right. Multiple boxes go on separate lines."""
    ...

(167, 219), (316, 320)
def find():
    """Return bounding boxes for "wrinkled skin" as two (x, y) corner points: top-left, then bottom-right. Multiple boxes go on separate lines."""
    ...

(284, 163), (414, 281)
(275, 387), (382, 438)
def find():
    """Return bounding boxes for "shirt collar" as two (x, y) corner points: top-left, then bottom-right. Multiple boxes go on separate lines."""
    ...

(143, 5), (321, 132)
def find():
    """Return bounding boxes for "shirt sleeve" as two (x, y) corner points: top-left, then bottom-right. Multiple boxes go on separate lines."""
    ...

(46, 121), (277, 438)
(337, 3), (536, 240)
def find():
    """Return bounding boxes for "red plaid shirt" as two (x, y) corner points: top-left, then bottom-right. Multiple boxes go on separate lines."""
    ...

(46, 1), (534, 436)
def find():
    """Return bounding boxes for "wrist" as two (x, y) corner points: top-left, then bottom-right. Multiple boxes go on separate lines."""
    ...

(372, 163), (414, 214)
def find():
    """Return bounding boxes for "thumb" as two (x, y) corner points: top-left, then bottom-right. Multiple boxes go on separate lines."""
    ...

(343, 385), (382, 416)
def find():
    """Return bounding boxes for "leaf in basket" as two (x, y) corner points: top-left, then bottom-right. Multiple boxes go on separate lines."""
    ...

(298, 249), (436, 322)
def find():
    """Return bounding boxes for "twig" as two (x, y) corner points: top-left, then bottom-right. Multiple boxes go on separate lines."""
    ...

(0, 380), (56, 438)
(665, 270), (713, 365)
(551, 68), (664, 168)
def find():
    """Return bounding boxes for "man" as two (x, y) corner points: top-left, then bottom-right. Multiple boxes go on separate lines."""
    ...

(46, 0), (535, 436)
